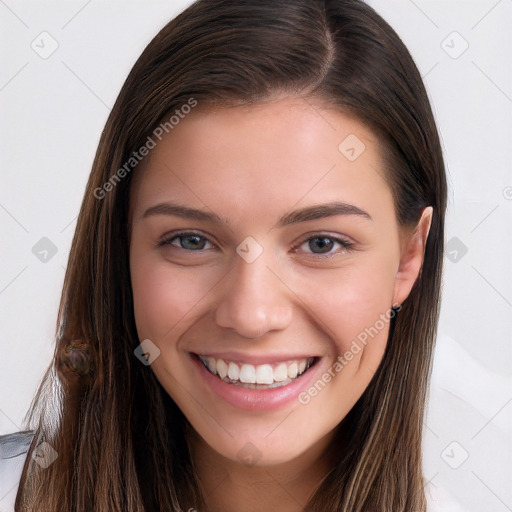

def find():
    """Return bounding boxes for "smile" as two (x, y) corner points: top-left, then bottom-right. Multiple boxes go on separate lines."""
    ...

(198, 355), (316, 389)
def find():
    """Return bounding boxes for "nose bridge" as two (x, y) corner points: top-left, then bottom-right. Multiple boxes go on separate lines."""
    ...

(214, 253), (293, 339)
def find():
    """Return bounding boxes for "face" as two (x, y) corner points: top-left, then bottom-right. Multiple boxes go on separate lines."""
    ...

(129, 96), (431, 467)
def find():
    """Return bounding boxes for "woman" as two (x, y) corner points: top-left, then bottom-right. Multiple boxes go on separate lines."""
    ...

(0, 0), (462, 510)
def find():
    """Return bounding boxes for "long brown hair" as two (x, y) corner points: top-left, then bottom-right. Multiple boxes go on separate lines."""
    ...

(16, 1), (446, 510)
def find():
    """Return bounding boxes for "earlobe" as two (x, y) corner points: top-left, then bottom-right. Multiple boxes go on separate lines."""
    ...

(392, 206), (433, 306)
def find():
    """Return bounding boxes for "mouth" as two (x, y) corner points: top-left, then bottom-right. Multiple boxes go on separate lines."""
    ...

(196, 354), (318, 389)
(191, 352), (323, 411)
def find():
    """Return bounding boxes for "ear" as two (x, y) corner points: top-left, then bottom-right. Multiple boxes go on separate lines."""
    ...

(392, 206), (433, 307)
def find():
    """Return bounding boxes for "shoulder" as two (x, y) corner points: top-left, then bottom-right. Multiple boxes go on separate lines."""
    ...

(0, 430), (35, 512)
(425, 481), (467, 512)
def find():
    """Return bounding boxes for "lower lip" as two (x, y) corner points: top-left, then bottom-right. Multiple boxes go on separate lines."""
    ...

(192, 354), (322, 412)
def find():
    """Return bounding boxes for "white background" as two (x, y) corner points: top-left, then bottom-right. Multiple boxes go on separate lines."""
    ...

(0, 1), (511, 510)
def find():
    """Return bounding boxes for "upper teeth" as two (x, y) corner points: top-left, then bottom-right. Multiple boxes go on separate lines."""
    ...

(199, 356), (314, 385)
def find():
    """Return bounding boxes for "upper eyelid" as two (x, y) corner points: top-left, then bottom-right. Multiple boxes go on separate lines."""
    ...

(300, 232), (352, 241)
(159, 230), (217, 246)
(293, 232), (354, 247)
(159, 230), (352, 242)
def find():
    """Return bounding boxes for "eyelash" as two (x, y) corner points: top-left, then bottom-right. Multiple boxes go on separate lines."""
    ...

(294, 235), (354, 256)
(157, 231), (215, 251)
(157, 231), (355, 256)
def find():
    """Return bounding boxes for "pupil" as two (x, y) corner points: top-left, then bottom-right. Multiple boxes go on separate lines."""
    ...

(183, 235), (205, 250)
(309, 237), (333, 253)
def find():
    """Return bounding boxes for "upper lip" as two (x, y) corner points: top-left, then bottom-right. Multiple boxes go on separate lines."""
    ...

(192, 352), (318, 365)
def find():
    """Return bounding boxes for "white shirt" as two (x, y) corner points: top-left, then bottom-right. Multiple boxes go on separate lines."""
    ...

(0, 431), (466, 512)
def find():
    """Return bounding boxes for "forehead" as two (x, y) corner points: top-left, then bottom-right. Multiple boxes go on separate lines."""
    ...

(129, 96), (395, 228)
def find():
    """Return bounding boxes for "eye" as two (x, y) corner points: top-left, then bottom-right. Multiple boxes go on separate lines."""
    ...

(296, 235), (354, 255)
(158, 232), (213, 251)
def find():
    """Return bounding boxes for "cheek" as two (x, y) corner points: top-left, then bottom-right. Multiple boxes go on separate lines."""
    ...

(130, 254), (220, 341)
(299, 258), (397, 365)
(290, 262), (398, 424)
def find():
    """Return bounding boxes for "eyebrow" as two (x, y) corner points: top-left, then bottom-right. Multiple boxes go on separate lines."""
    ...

(276, 201), (372, 226)
(142, 200), (372, 225)
(143, 203), (222, 222)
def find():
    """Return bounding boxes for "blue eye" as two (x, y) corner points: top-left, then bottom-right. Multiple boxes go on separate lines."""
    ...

(159, 233), (212, 251)
(157, 231), (353, 256)
(299, 235), (353, 255)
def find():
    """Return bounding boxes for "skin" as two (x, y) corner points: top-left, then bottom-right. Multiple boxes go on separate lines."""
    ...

(129, 95), (432, 512)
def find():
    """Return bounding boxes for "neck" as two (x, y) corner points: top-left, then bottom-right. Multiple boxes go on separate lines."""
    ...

(189, 431), (336, 512)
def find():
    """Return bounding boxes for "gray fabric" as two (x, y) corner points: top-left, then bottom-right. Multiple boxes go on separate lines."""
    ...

(0, 431), (34, 460)
(0, 431), (35, 512)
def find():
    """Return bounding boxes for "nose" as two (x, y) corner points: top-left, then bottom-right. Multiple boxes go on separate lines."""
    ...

(214, 256), (293, 339)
